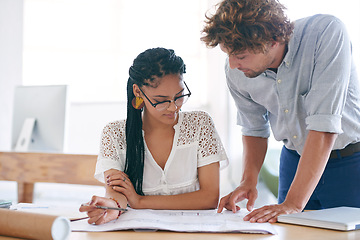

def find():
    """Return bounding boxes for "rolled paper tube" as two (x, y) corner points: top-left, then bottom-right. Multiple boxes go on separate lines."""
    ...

(0, 208), (70, 240)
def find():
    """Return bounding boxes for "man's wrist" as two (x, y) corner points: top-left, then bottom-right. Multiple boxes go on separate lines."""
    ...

(283, 195), (306, 211)
(240, 174), (258, 187)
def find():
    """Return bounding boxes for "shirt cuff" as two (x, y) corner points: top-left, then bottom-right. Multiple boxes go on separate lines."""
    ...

(305, 114), (343, 134)
(94, 157), (123, 183)
(241, 127), (271, 139)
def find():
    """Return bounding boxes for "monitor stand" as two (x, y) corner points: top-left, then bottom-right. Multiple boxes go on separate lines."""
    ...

(15, 118), (36, 152)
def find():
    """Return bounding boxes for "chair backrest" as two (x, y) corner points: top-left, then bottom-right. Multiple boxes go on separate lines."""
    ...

(0, 151), (103, 203)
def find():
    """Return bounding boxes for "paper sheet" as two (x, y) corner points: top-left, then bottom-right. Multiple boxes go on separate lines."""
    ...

(10, 203), (88, 221)
(71, 208), (277, 234)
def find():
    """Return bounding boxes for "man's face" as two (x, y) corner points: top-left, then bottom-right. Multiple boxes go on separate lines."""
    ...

(219, 44), (277, 78)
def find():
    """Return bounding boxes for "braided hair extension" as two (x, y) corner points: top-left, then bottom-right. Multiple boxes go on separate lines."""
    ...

(125, 47), (186, 195)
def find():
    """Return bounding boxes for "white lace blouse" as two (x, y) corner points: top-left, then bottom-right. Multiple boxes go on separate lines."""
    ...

(94, 111), (228, 196)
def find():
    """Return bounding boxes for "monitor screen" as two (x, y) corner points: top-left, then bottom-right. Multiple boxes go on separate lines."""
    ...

(11, 85), (68, 153)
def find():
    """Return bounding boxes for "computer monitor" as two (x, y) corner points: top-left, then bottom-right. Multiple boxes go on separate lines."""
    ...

(11, 85), (68, 153)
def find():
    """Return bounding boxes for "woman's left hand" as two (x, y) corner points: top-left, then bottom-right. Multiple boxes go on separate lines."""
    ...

(243, 201), (302, 223)
(106, 171), (142, 208)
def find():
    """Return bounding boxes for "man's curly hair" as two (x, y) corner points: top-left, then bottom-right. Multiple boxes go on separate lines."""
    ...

(201, 0), (294, 54)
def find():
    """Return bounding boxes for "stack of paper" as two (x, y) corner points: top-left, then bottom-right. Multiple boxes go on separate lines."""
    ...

(0, 200), (12, 209)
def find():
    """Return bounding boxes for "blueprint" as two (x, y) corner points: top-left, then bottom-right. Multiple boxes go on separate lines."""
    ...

(10, 203), (87, 221)
(70, 208), (277, 234)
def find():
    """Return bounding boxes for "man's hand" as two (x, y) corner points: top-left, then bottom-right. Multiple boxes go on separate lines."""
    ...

(219, 135), (267, 213)
(243, 201), (302, 223)
(217, 182), (258, 213)
(243, 131), (337, 223)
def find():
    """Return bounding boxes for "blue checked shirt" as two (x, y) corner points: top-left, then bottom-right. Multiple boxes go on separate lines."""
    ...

(226, 14), (360, 154)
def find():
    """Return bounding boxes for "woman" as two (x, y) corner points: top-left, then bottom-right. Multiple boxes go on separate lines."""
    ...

(80, 47), (228, 225)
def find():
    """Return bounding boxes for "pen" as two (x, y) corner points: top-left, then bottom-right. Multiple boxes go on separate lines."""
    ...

(95, 205), (128, 212)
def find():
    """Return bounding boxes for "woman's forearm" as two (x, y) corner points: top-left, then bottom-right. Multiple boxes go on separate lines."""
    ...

(104, 169), (128, 209)
(133, 162), (220, 210)
(105, 185), (128, 209)
(135, 188), (219, 210)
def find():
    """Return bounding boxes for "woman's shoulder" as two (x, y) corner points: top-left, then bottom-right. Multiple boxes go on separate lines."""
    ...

(102, 119), (126, 137)
(181, 110), (214, 125)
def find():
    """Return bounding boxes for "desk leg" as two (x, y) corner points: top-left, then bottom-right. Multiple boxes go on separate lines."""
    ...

(17, 182), (34, 203)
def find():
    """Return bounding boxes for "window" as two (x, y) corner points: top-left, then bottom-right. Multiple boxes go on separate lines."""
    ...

(22, 0), (360, 156)
(23, 0), (209, 104)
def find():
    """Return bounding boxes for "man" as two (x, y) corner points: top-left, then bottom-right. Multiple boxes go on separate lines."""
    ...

(201, 0), (360, 223)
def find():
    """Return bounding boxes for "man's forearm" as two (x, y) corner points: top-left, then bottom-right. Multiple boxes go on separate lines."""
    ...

(284, 130), (337, 210)
(241, 136), (268, 184)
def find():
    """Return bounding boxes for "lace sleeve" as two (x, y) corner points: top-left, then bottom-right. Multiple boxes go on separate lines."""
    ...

(94, 120), (126, 182)
(196, 111), (228, 168)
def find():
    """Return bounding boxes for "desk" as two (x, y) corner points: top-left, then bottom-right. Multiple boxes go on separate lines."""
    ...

(1, 223), (357, 240)
(0, 151), (101, 203)
(69, 224), (360, 240)
(68, 224), (360, 240)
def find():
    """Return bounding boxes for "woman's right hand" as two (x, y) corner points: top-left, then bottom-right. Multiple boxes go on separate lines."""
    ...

(106, 170), (142, 208)
(79, 195), (120, 225)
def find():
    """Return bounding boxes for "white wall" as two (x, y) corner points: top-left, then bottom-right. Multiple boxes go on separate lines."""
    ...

(0, 0), (24, 151)
(66, 102), (126, 154)
(0, 0), (126, 154)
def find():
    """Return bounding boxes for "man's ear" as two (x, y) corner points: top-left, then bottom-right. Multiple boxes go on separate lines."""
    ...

(270, 41), (280, 48)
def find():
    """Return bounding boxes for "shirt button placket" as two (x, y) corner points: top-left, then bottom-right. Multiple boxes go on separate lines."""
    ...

(161, 174), (166, 185)
(161, 174), (169, 193)
(284, 109), (296, 143)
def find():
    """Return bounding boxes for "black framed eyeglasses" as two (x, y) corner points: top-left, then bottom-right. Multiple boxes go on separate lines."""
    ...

(139, 81), (191, 111)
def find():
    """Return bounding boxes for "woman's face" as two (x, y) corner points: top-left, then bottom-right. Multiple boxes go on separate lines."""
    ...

(134, 73), (186, 126)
